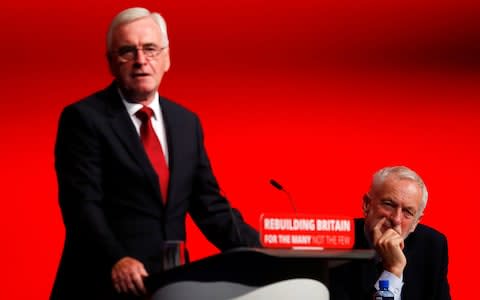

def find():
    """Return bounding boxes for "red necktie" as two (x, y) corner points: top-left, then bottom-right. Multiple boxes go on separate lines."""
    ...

(136, 106), (169, 203)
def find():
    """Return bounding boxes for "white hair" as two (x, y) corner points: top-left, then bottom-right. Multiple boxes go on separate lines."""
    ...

(370, 166), (428, 216)
(106, 7), (169, 52)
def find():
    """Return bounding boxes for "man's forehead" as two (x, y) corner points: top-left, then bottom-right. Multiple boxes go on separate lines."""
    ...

(377, 178), (422, 204)
(112, 18), (162, 42)
(382, 175), (418, 189)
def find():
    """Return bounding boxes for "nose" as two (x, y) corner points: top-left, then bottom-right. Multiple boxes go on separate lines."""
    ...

(133, 49), (148, 65)
(390, 207), (403, 226)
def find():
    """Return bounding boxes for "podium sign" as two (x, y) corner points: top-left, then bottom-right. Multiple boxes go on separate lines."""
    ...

(260, 213), (354, 249)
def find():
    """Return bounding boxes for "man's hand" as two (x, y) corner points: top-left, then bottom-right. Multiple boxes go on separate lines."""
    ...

(112, 256), (149, 295)
(372, 217), (407, 277)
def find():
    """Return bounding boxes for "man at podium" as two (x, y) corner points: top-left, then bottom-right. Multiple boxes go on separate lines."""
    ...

(50, 7), (260, 300)
(330, 166), (451, 300)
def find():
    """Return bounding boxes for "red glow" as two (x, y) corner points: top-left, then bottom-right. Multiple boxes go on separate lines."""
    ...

(2, 1), (479, 298)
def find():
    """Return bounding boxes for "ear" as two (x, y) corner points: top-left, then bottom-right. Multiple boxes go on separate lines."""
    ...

(106, 52), (115, 76)
(162, 48), (171, 72)
(362, 194), (371, 216)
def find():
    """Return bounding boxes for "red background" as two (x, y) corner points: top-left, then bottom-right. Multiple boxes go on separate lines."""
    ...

(2, 1), (480, 298)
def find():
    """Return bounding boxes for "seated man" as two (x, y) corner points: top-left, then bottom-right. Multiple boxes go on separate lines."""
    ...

(330, 166), (451, 300)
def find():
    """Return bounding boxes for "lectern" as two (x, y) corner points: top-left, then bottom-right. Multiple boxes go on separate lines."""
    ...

(145, 248), (374, 299)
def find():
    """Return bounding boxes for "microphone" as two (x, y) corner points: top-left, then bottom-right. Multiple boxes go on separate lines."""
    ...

(269, 179), (297, 213)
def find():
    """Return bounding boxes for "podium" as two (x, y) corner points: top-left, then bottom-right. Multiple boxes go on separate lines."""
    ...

(145, 248), (374, 299)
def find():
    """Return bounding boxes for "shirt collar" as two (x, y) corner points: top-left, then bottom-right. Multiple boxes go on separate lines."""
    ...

(118, 88), (162, 120)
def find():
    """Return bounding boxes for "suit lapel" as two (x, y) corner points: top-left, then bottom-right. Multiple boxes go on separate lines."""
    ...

(105, 84), (163, 202)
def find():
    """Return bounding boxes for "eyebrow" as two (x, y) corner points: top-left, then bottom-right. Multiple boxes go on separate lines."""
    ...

(117, 42), (160, 48)
(141, 43), (159, 48)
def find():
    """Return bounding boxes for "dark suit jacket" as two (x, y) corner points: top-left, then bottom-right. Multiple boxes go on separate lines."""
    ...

(329, 218), (451, 300)
(50, 83), (260, 300)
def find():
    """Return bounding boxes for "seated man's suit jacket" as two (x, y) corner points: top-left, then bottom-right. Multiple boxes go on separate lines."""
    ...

(329, 218), (451, 300)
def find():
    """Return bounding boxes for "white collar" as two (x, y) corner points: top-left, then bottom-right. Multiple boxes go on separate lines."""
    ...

(118, 89), (162, 120)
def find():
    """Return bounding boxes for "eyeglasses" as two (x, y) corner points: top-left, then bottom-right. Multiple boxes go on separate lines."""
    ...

(113, 45), (166, 62)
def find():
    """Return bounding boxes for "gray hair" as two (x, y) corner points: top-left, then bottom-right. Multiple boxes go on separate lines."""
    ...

(369, 166), (428, 216)
(106, 7), (169, 52)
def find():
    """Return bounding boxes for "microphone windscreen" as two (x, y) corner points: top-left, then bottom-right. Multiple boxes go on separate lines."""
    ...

(269, 179), (283, 190)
